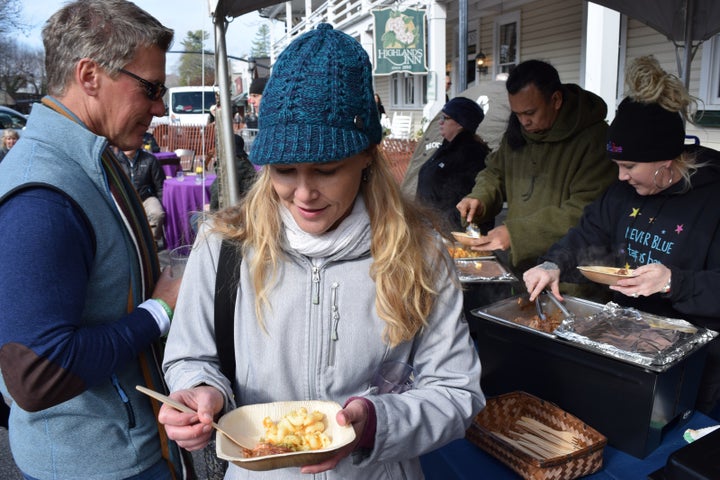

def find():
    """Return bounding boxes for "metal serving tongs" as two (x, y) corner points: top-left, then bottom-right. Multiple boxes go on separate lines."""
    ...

(534, 295), (547, 321)
(543, 289), (573, 319)
(135, 385), (254, 450)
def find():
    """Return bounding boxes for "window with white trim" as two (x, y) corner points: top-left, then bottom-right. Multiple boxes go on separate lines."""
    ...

(699, 34), (720, 109)
(494, 11), (520, 77)
(390, 73), (428, 109)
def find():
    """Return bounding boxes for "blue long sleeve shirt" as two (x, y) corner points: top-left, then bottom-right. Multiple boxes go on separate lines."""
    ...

(0, 187), (160, 408)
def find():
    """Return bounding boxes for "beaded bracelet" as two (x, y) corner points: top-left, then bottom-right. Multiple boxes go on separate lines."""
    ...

(153, 298), (174, 321)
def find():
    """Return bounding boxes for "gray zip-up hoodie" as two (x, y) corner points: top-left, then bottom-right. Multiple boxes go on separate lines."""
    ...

(163, 200), (485, 480)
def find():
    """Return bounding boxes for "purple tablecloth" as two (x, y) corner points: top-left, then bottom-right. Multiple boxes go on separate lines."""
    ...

(162, 163), (180, 177)
(162, 163), (180, 178)
(153, 151), (179, 161)
(162, 174), (215, 251)
(153, 152), (181, 177)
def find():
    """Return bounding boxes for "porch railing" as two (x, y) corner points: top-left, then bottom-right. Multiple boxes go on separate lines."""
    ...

(271, 0), (393, 55)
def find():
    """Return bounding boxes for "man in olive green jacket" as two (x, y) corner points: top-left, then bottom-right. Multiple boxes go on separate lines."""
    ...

(457, 60), (617, 286)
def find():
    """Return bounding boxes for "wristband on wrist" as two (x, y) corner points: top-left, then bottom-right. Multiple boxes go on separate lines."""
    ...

(153, 298), (174, 321)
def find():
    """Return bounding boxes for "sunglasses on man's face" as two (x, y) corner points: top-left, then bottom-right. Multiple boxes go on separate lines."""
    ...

(118, 68), (167, 101)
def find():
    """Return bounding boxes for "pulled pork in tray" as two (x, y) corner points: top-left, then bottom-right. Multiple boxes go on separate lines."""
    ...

(512, 298), (564, 334)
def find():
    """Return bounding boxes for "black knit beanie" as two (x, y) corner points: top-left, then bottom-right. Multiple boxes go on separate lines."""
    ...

(249, 77), (268, 95)
(442, 97), (485, 133)
(606, 98), (685, 162)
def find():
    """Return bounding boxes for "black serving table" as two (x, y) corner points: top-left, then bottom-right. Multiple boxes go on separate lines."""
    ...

(471, 304), (709, 458)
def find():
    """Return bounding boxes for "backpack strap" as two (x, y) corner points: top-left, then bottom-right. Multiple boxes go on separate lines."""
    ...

(214, 240), (242, 385)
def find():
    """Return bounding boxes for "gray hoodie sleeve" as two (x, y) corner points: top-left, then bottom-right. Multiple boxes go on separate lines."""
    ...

(163, 224), (236, 410)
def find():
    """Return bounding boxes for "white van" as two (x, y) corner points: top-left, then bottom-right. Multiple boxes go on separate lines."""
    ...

(167, 86), (218, 125)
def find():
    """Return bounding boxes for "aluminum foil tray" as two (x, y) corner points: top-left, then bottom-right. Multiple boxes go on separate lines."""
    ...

(471, 292), (569, 338)
(473, 294), (717, 371)
(554, 301), (717, 371)
(454, 259), (517, 283)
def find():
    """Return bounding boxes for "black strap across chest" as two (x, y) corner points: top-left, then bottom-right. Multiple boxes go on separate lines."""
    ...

(214, 240), (242, 384)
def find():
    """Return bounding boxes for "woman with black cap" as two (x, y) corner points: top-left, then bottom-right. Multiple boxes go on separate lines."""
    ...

(416, 97), (492, 233)
(523, 55), (720, 418)
(244, 77), (268, 129)
(159, 23), (484, 479)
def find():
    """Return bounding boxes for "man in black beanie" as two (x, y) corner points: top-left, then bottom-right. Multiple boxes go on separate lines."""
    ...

(457, 59), (617, 299)
(245, 77), (268, 129)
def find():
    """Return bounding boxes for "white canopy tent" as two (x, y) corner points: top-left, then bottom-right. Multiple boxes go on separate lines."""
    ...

(592, 0), (720, 89)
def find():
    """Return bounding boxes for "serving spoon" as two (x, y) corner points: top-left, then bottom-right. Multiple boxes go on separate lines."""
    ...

(135, 385), (254, 450)
(465, 222), (482, 238)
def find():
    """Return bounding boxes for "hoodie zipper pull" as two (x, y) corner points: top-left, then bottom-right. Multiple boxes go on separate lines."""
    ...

(331, 282), (340, 341)
(312, 266), (320, 305)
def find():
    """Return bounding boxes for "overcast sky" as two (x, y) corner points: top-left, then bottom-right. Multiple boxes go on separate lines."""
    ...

(19, 1), (283, 73)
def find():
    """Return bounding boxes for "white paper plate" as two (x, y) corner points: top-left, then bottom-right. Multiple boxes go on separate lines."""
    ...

(577, 266), (636, 286)
(216, 400), (356, 471)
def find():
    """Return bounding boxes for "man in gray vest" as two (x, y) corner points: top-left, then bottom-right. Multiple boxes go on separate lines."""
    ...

(0, 1), (190, 478)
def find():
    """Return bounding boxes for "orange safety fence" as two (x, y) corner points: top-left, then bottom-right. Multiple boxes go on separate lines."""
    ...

(380, 137), (417, 185)
(151, 126), (415, 182)
(152, 123), (217, 167)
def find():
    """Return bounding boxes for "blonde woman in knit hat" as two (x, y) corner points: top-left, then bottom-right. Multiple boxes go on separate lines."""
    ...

(160, 23), (484, 479)
(523, 55), (720, 418)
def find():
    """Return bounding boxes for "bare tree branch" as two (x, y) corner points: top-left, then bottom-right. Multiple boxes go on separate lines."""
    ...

(0, 0), (25, 33)
(0, 36), (45, 100)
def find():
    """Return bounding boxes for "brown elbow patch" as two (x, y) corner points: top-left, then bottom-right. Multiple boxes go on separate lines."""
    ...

(0, 342), (85, 412)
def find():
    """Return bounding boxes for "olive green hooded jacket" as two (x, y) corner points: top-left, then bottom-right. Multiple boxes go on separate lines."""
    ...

(468, 84), (617, 274)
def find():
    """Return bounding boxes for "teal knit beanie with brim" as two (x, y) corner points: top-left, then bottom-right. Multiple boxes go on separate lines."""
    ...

(250, 23), (382, 165)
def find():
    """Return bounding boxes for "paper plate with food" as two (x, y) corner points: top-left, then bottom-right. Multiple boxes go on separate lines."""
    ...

(451, 231), (483, 246)
(216, 400), (356, 471)
(446, 243), (493, 260)
(577, 266), (636, 286)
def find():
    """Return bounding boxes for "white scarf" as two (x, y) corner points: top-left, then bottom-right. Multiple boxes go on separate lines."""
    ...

(280, 195), (372, 261)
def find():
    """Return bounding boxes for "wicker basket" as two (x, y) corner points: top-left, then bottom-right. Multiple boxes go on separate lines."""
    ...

(466, 391), (607, 480)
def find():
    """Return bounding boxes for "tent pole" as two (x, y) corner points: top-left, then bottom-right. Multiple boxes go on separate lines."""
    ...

(214, 17), (240, 206)
(458, 0), (468, 92)
(682, 0), (694, 91)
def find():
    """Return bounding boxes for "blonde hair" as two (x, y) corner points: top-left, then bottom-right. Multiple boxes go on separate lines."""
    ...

(626, 55), (701, 187)
(624, 55), (697, 123)
(212, 146), (452, 346)
(674, 150), (699, 191)
(2, 129), (19, 148)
